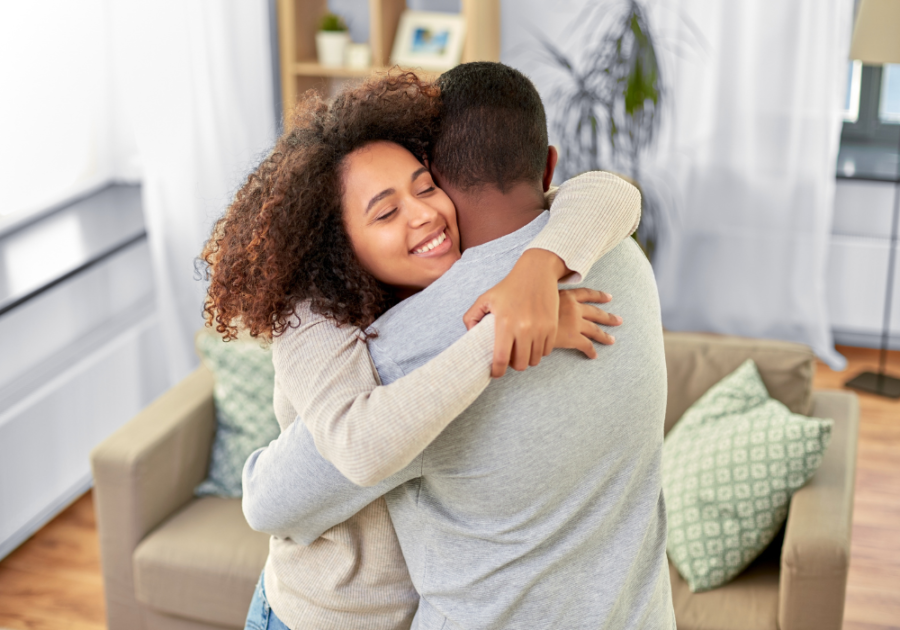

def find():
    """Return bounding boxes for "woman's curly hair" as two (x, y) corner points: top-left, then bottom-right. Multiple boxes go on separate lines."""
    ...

(201, 72), (442, 341)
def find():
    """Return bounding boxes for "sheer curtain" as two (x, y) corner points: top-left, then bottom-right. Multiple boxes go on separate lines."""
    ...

(0, 0), (128, 226)
(643, 0), (855, 368)
(110, 1), (277, 384)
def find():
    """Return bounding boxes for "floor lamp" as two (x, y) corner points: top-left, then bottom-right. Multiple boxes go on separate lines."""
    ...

(844, 0), (900, 398)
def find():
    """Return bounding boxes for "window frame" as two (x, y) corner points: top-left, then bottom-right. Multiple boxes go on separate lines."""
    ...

(841, 64), (900, 148)
(880, 64), (900, 124)
(843, 60), (863, 123)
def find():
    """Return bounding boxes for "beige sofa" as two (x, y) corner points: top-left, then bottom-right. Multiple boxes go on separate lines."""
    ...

(91, 332), (859, 630)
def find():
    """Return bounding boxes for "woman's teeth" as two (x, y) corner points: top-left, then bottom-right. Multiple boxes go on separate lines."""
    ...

(413, 231), (446, 254)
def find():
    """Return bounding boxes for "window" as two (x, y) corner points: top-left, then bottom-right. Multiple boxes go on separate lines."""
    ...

(880, 63), (900, 123)
(839, 59), (900, 180)
(841, 63), (900, 147)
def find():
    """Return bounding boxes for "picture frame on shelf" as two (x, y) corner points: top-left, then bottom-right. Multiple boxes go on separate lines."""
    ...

(390, 11), (466, 72)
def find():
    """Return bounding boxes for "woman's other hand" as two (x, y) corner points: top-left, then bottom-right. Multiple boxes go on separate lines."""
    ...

(554, 288), (620, 359)
(463, 249), (570, 377)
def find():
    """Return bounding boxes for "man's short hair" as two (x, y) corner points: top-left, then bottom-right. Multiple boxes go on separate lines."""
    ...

(432, 62), (548, 192)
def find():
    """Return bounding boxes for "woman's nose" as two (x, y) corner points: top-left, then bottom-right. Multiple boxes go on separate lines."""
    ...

(407, 198), (439, 227)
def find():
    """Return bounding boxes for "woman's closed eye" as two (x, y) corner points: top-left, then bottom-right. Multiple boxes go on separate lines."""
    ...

(375, 208), (398, 222)
(375, 186), (434, 221)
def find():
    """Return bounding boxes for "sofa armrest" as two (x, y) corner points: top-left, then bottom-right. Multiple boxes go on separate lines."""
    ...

(779, 390), (859, 630)
(90, 366), (216, 630)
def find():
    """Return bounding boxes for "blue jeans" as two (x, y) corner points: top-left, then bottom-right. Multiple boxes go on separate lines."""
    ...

(245, 570), (291, 630)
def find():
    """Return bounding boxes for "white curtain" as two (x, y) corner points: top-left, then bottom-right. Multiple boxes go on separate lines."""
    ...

(643, 0), (855, 369)
(109, 1), (277, 384)
(0, 0), (123, 224)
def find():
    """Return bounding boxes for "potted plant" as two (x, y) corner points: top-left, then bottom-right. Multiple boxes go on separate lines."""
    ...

(316, 12), (350, 67)
(538, 0), (666, 260)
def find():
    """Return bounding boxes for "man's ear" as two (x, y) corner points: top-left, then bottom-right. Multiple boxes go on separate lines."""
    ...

(542, 146), (558, 192)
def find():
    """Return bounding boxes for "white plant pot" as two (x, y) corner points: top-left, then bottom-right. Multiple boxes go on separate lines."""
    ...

(346, 43), (372, 69)
(316, 31), (350, 67)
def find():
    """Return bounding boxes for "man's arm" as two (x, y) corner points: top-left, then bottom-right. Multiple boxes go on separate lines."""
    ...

(241, 419), (418, 544)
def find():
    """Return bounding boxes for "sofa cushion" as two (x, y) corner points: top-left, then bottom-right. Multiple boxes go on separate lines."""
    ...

(663, 332), (815, 435)
(669, 531), (781, 630)
(663, 359), (832, 592)
(133, 496), (269, 628)
(194, 329), (280, 497)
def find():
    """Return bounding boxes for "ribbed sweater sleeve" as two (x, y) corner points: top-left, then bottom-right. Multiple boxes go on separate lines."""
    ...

(531, 171), (642, 283)
(273, 304), (495, 487)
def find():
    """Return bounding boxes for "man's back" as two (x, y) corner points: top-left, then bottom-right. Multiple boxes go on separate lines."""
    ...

(368, 214), (674, 629)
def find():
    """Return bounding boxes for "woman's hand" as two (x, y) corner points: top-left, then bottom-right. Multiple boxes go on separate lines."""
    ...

(554, 288), (621, 359)
(463, 249), (568, 377)
(463, 249), (620, 377)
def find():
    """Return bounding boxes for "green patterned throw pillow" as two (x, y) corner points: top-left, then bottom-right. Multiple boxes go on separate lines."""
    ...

(662, 359), (832, 592)
(194, 330), (280, 498)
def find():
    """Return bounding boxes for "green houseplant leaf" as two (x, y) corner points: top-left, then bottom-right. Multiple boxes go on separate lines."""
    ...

(537, 0), (666, 260)
(319, 12), (348, 32)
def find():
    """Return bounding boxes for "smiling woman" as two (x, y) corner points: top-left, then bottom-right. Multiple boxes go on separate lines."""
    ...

(202, 72), (443, 340)
(342, 141), (461, 299)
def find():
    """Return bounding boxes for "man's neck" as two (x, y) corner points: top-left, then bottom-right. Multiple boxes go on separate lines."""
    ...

(439, 180), (546, 251)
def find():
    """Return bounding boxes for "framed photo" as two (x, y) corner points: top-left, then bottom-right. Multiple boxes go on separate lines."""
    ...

(390, 11), (466, 71)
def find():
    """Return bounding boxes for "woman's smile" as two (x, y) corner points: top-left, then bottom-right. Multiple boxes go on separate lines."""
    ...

(411, 227), (451, 257)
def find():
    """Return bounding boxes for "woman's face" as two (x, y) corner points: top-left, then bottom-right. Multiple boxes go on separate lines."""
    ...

(342, 141), (461, 297)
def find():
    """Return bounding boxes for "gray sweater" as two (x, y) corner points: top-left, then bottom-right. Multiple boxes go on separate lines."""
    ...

(244, 214), (675, 629)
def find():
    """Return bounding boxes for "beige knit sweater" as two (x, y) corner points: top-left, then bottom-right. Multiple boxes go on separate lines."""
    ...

(259, 171), (642, 630)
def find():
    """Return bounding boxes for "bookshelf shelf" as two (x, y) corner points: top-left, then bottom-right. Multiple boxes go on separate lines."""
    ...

(293, 61), (378, 78)
(276, 0), (499, 122)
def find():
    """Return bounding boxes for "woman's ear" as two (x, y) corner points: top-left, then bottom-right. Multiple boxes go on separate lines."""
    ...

(543, 146), (559, 191)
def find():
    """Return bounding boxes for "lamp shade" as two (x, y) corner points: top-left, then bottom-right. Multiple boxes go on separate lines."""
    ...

(850, 0), (900, 64)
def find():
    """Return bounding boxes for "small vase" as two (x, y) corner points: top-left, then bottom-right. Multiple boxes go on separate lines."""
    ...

(316, 31), (350, 67)
(346, 43), (372, 69)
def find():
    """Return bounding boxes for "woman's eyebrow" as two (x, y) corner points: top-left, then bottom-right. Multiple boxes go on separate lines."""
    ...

(365, 188), (395, 214)
(411, 167), (428, 182)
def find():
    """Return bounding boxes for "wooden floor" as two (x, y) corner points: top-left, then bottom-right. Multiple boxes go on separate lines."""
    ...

(0, 345), (898, 630)
(0, 492), (105, 630)
(816, 346), (900, 630)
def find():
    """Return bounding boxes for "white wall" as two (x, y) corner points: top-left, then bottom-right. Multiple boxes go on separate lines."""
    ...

(0, 242), (168, 559)
(829, 179), (900, 348)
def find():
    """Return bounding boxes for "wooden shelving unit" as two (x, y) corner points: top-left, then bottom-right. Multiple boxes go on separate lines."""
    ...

(276, 0), (499, 122)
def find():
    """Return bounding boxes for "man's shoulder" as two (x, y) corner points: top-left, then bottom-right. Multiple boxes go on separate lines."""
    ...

(576, 237), (657, 305)
(367, 251), (510, 379)
(375, 215), (550, 328)
(582, 237), (652, 283)
(370, 220), (547, 343)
